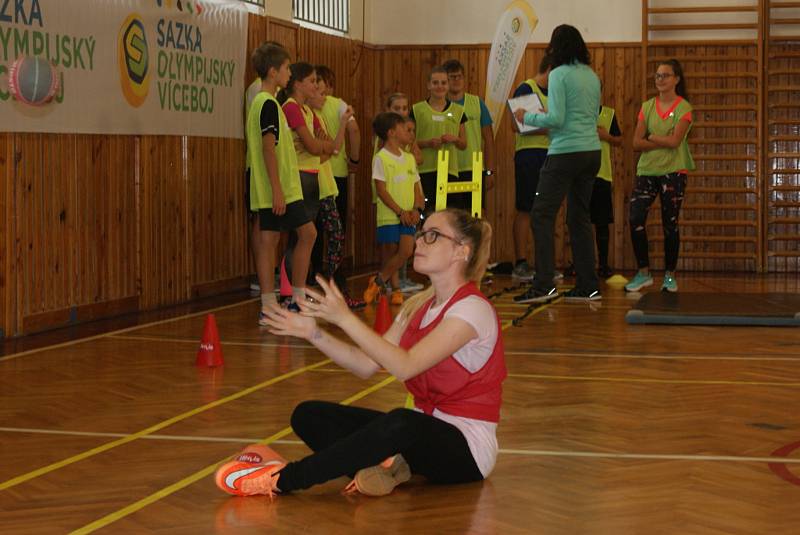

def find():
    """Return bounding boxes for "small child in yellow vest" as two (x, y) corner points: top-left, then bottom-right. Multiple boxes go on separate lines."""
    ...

(593, 105), (623, 278)
(363, 112), (425, 306)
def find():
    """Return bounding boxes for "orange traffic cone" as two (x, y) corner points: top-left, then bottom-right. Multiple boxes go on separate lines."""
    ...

(373, 294), (392, 334)
(196, 313), (224, 367)
(279, 257), (292, 299)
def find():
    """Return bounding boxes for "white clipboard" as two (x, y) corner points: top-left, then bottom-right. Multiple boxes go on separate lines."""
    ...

(507, 93), (545, 134)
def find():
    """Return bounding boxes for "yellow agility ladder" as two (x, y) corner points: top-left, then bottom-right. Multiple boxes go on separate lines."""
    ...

(435, 150), (483, 218)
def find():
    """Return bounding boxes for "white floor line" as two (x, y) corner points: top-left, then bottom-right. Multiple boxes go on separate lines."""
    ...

(498, 448), (800, 464)
(505, 350), (800, 362)
(5, 427), (795, 465)
(0, 298), (259, 363)
(0, 427), (304, 446)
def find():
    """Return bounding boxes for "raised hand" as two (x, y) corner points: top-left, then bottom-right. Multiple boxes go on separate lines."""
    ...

(301, 276), (354, 326)
(260, 304), (317, 340)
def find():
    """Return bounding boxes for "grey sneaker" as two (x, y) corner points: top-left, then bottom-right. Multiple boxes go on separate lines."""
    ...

(661, 272), (678, 293)
(512, 261), (535, 281)
(625, 271), (654, 292)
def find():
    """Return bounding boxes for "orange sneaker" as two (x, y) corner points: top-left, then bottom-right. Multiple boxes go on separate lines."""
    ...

(363, 275), (383, 304)
(344, 454), (411, 496)
(215, 444), (286, 498)
(390, 290), (404, 305)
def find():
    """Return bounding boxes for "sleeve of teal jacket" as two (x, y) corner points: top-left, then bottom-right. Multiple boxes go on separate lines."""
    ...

(523, 67), (565, 130)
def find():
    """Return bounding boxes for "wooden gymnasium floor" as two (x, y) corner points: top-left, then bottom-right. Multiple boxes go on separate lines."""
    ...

(2, 273), (800, 534)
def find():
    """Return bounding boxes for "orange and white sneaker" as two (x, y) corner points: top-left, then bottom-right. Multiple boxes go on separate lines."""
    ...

(344, 454), (411, 496)
(390, 290), (404, 306)
(363, 275), (383, 304)
(215, 444), (286, 498)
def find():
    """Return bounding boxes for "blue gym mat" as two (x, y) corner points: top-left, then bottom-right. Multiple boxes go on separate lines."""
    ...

(625, 292), (800, 326)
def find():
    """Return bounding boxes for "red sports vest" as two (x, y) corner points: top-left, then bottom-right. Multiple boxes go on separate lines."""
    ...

(400, 282), (506, 422)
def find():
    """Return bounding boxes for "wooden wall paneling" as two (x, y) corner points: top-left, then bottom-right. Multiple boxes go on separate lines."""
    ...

(71, 135), (139, 320)
(246, 13), (268, 86)
(267, 17), (299, 59)
(188, 137), (249, 296)
(765, 1), (800, 272)
(16, 133), (77, 332)
(0, 133), (12, 337)
(138, 136), (188, 309)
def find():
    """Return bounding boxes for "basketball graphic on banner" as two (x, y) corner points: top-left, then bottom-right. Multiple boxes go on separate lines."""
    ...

(8, 56), (60, 106)
(118, 13), (151, 107)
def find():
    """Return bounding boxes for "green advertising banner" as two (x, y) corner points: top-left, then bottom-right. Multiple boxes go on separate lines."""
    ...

(0, 0), (248, 138)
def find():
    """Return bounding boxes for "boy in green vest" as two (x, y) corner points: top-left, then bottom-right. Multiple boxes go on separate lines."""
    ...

(593, 104), (623, 278)
(248, 42), (317, 322)
(363, 112), (425, 306)
(511, 55), (551, 281)
(442, 59), (496, 211)
(410, 66), (467, 214)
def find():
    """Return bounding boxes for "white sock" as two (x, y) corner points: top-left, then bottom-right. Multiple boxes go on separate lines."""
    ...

(292, 287), (306, 303)
(261, 292), (277, 311)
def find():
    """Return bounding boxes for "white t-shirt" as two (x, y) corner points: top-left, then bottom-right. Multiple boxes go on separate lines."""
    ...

(418, 295), (500, 478)
(372, 148), (421, 184)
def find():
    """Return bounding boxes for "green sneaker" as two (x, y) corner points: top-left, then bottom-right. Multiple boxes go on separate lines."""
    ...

(661, 272), (678, 293)
(625, 271), (654, 292)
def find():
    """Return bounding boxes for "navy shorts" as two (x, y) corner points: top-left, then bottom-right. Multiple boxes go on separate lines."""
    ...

(377, 223), (416, 244)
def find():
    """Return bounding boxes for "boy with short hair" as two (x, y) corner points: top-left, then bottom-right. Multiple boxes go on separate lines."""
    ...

(363, 112), (425, 306)
(248, 42), (317, 322)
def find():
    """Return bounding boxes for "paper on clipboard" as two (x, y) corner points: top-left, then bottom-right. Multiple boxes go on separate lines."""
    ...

(507, 93), (545, 134)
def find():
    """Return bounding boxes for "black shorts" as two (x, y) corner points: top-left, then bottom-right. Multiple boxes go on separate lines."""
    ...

(259, 200), (311, 232)
(514, 148), (548, 212)
(244, 168), (257, 217)
(590, 177), (614, 225)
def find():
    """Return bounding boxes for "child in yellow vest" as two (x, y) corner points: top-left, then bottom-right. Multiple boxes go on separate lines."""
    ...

(626, 59), (695, 293)
(246, 43), (317, 323)
(314, 65), (361, 240)
(442, 59), (496, 211)
(593, 104), (623, 278)
(363, 112), (425, 305)
(307, 91), (365, 309)
(411, 66), (467, 214)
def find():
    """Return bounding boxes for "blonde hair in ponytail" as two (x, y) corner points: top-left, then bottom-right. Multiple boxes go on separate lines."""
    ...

(398, 209), (493, 323)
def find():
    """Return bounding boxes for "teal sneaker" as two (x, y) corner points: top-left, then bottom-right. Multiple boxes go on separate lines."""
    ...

(625, 271), (654, 292)
(661, 272), (678, 293)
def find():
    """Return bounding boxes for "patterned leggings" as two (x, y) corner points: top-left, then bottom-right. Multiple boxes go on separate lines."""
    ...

(315, 197), (344, 279)
(629, 173), (687, 271)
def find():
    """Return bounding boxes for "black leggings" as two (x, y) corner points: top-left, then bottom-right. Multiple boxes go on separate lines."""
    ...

(276, 400), (483, 493)
(629, 173), (687, 271)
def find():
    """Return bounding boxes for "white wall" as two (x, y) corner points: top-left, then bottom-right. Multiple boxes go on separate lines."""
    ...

(366, 0), (643, 45)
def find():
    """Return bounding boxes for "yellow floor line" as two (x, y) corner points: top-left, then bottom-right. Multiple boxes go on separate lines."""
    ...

(508, 373), (800, 387)
(71, 376), (398, 535)
(0, 359), (331, 491)
(0, 298), (259, 363)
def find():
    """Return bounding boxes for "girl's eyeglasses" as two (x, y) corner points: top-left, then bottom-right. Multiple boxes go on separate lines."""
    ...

(654, 73), (674, 81)
(415, 229), (462, 245)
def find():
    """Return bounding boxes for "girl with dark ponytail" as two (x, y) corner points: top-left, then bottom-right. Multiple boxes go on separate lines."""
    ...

(625, 59), (695, 294)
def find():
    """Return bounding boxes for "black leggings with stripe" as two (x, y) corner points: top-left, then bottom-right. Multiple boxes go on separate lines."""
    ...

(276, 400), (483, 492)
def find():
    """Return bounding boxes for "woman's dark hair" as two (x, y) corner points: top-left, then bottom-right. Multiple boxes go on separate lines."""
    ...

(372, 112), (406, 141)
(276, 62), (315, 104)
(659, 59), (688, 99)
(545, 24), (591, 68)
(538, 54), (552, 74)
